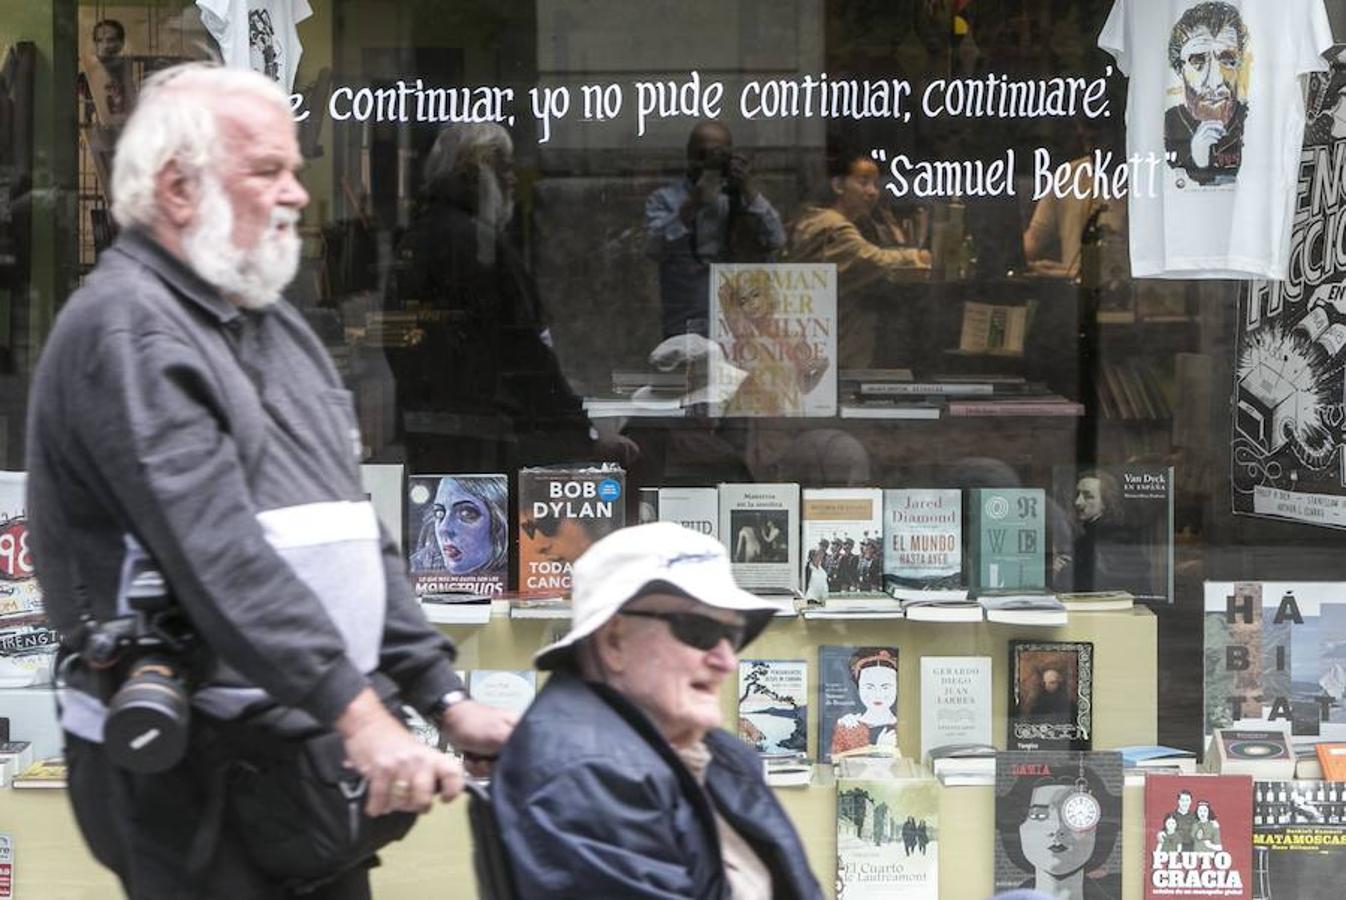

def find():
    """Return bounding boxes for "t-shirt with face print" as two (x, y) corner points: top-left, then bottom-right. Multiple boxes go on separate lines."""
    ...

(198, 0), (313, 93)
(1099, 0), (1332, 279)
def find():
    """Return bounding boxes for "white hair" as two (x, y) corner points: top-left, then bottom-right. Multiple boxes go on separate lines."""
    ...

(110, 63), (292, 228)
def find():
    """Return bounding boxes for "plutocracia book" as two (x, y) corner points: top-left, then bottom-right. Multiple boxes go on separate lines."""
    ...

(709, 263), (837, 417)
(1144, 774), (1251, 900)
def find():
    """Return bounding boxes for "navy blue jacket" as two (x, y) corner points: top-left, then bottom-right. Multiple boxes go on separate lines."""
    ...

(492, 671), (823, 899)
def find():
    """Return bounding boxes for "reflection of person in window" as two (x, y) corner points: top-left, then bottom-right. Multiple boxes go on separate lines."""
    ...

(645, 121), (786, 338)
(789, 147), (930, 367)
(1023, 127), (1127, 284)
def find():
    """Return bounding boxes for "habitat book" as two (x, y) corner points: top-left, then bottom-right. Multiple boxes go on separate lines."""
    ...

(654, 486), (718, 540)
(1144, 774), (1252, 900)
(738, 659), (808, 758)
(836, 776), (939, 899)
(1202, 581), (1346, 743)
(406, 474), (508, 598)
(0, 472), (55, 689)
(801, 488), (884, 602)
(993, 751), (1123, 898)
(719, 483), (800, 594)
(1008, 640), (1093, 751)
(919, 656), (992, 760)
(882, 489), (962, 591)
(1253, 780), (1346, 897)
(968, 488), (1045, 593)
(819, 646), (899, 763)
(517, 465), (625, 598)
(708, 263), (837, 418)
(1051, 465), (1174, 604)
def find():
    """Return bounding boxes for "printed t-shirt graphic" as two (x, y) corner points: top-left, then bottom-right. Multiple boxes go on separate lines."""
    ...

(1163, 3), (1250, 187)
(197, 0), (313, 92)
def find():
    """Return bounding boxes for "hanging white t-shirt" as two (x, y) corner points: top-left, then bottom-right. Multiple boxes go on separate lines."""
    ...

(197, 0), (313, 93)
(1099, 0), (1332, 279)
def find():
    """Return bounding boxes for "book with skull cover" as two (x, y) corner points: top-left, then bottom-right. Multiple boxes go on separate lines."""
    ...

(993, 751), (1123, 897)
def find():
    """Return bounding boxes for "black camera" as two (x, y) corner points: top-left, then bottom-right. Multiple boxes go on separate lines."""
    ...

(77, 565), (201, 774)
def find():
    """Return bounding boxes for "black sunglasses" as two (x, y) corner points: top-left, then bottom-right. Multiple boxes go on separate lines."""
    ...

(619, 610), (747, 652)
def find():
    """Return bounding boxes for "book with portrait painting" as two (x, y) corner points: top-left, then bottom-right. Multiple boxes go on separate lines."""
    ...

(406, 474), (508, 599)
(1008, 640), (1093, 752)
(1143, 774), (1252, 900)
(836, 774), (938, 899)
(801, 489), (885, 604)
(719, 483), (800, 594)
(738, 659), (808, 759)
(516, 465), (625, 599)
(707, 263), (836, 418)
(1253, 780), (1346, 898)
(993, 751), (1123, 899)
(1050, 465), (1173, 605)
(819, 646), (899, 763)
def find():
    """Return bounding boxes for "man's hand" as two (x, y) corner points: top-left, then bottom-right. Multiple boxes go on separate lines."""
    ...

(442, 699), (517, 777)
(336, 688), (464, 816)
(726, 152), (756, 202)
(1191, 121), (1226, 169)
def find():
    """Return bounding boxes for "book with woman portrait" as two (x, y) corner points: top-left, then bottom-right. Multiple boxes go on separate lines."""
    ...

(819, 645), (899, 762)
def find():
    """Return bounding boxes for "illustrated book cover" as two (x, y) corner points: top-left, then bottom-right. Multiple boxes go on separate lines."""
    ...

(969, 488), (1045, 593)
(1051, 465), (1173, 604)
(993, 751), (1123, 898)
(836, 775), (938, 899)
(0, 472), (55, 689)
(1203, 581), (1346, 743)
(818, 645), (898, 763)
(1144, 774), (1252, 900)
(738, 659), (808, 758)
(801, 488), (884, 602)
(882, 489), (962, 591)
(719, 483), (800, 594)
(406, 474), (508, 598)
(517, 464), (625, 597)
(1253, 779), (1346, 897)
(1008, 640), (1093, 751)
(708, 263), (837, 418)
(920, 656), (992, 760)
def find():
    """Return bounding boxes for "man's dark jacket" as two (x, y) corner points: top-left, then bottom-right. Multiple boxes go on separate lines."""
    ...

(492, 670), (823, 899)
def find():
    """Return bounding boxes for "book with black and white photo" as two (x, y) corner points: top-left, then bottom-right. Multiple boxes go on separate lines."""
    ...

(801, 488), (885, 603)
(883, 489), (962, 592)
(719, 483), (800, 594)
(654, 486), (719, 540)
(836, 774), (939, 899)
(1253, 780), (1346, 898)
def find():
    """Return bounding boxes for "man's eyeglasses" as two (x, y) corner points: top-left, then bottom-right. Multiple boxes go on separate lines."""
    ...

(619, 610), (747, 652)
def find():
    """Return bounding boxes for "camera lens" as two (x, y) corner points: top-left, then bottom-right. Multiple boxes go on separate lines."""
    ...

(103, 660), (190, 773)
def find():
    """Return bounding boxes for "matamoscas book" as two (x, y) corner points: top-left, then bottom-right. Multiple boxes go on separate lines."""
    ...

(719, 483), (800, 594)
(819, 646), (899, 763)
(994, 751), (1123, 899)
(708, 263), (837, 417)
(516, 464), (625, 598)
(1253, 780), (1346, 898)
(969, 488), (1045, 593)
(738, 659), (808, 759)
(1051, 465), (1173, 604)
(1203, 581), (1346, 744)
(1144, 773), (1252, 900)
(919, 656), (992, 760)
(836, 774), (938, 899)
(406, 474), (508, 598)
(802, 489), (885, 603)
(882, 489), (962, 592)
(0, 471), (57, 689)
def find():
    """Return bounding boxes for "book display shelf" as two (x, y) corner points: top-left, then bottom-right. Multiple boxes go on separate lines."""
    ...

(0, 608), (1157, 899)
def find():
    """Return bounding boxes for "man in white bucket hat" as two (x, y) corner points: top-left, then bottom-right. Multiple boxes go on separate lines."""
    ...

(491, 522), (822, 899)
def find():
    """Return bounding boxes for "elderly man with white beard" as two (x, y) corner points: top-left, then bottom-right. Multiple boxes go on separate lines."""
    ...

(25, 64), (514, 899)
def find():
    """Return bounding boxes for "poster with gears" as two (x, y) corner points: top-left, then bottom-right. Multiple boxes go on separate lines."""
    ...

(1232, 60), (1346, 529)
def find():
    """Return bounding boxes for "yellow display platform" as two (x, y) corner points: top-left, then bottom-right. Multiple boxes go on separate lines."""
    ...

(0, 607), (1157, 899)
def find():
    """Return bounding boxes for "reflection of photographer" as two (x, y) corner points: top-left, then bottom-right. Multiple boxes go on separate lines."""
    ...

(645, 121), (786, 337)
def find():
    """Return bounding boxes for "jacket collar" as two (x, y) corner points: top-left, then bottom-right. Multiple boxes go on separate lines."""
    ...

(110, 227), (243, 326)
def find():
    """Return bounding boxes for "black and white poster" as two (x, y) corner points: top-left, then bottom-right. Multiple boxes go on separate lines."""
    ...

(1233, 61), (1346, 529)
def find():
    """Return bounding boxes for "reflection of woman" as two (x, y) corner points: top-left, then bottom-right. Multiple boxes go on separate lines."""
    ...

(997, 771), (1121, 900)
(830, 648), (898, 757)
(1157, 815), (1181, 852)
(409, 476), (508, 577)
(718, 271), (828, 416)
(1191, 801), (1221, 852)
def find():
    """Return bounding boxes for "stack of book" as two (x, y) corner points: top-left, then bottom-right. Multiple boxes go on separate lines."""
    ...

(979, 593), (1067, 626)
(894, 589), (982, 622)
(926, 743), (996, 786)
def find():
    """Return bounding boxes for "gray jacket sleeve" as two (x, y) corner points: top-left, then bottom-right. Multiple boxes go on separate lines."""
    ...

(78, 326), (368, 726)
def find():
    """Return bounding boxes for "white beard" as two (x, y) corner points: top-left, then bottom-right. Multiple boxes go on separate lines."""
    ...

(183, 175), (301, 310)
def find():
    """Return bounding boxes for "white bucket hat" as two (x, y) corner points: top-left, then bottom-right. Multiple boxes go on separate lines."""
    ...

(534, 521), (787, 670)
